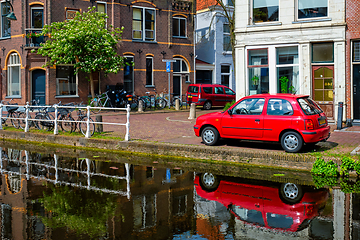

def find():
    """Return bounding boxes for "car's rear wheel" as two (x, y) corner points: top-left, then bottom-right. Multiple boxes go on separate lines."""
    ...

(280, 183), (303, 204)
(203, 101), (212, 110)
(200, 173), (220, 191)
(281, 131), (303, 153)
(201, 126), (219, 146)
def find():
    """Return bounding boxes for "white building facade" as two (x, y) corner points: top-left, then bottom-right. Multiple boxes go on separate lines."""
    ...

(234, 0), (346, 121)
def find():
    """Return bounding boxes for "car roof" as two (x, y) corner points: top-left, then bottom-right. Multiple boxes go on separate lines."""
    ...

(243, 93), (309, 100)
(189, 84), (229, 88)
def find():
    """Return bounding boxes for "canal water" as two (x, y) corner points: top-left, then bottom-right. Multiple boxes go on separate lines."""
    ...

(0, 143), (358, 239)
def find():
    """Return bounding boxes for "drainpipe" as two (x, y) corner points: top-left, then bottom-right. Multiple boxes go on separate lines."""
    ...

(193, 13), (196, 83)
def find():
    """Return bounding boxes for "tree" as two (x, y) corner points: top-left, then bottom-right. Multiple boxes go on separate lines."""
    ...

(35, 7), (124, 98)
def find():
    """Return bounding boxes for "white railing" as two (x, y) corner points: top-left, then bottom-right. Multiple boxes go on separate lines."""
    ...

(0, 102), (131, 140)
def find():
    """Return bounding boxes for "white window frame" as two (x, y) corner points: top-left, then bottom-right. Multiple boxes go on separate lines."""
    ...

(173, 17), (186, 38)
(146, 56), (154, 87)
(250, 0), (279, 25)
(96, 1), (107, 14)
(132, 6), (156, 41)
(296, 0), (329, 21)
(173, 58), (189, 73)
(221, 64), (231, 87)
(223, 23), (231, 52)
(246, 44), (300, 95)
(7, 53), (21, 97)
(31, 7), (44, 29)
(55, 65), (79, 97)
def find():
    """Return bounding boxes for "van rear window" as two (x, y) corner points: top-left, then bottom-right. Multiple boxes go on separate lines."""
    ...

(202, 87), (212, 94)
(188, 86), (199, 93)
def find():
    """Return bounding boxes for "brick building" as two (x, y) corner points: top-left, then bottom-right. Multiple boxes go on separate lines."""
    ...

(0, 0), (195, 105)
(345, 1), (360, 124)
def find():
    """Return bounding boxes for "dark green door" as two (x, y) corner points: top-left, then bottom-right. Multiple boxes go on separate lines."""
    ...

(354, 65), (360, 119)
(32, 69), (46, 105)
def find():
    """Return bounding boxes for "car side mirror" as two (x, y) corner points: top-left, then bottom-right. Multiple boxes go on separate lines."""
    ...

(227, 109), (233, 115)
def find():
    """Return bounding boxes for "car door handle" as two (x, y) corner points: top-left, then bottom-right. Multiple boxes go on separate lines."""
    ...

(255, 203), (260, 208)
(255, 119), (260, 124)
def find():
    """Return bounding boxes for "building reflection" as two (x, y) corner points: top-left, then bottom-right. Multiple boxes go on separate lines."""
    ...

(0, 147), (194, 239)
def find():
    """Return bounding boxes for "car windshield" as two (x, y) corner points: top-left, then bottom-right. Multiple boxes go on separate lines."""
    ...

(188, 86), (199, 93)
(297, 97), (323, 115)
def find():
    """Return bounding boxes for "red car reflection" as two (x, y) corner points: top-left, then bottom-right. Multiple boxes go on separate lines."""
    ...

(195, 173), (329, 232)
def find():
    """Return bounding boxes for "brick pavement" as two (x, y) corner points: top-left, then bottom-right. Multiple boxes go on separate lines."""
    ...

(95, 108), (360, 155)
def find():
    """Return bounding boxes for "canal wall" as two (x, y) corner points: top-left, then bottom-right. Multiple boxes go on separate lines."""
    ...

(0, 130), (317, 172)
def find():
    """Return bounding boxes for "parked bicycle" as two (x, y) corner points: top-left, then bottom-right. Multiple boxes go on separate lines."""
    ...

(0, 99), (21, 129)
(139, 91), (166, 111)
(163, 93), (183, 109)
(57, 101), (76, 133)
(18, 100), (43, 130)
(89, 90), (113, 113)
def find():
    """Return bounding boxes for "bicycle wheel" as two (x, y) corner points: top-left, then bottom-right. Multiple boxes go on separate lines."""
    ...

(18, 112), (26, 130)
(59, 115), (75, 133)
(10, 112), (20, 129)
(90, 98), (104, 114)
(129, 98), (139, 110)
(35, 114), (53, 131)
(156, 98), (167, 109)
(172, 97), (183, 109)
(79, 117), (95, 136)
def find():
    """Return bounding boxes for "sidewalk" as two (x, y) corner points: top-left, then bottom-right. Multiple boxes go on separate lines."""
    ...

(98, 108), (360, 156)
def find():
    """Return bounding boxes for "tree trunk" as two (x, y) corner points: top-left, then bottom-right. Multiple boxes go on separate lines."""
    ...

(89, 72), (95, 99)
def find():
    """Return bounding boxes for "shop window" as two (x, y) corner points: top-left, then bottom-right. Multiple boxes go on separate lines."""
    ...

(298, 0), (327, 19)
(253, 0), (279, 23)
(7, 53), (21, 96)
(248, 49), (269, 94)
(312, 42), (334, 63)
(276, 46), (299, 93)
(221, 65), (230, 87)
(56, 66), (78, 96)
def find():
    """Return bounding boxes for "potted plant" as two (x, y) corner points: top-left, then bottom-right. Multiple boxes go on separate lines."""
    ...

(251, 75), (259, 86)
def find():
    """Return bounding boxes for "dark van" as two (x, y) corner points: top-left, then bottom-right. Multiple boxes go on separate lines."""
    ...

(186, 84), (236, 110)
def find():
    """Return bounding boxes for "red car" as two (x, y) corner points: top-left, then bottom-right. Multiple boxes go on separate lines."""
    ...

(195, 173), (329, 232)
(194, 93), (330, 152)
(186, 84), (236, 110)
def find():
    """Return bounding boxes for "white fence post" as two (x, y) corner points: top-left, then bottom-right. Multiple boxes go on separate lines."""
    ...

(54, 104), (58, 135)
(125, 104), (130, 141)
(0, 104), (3, 130)
(25, 102), (30, 132)
(85, 105), (91, 138)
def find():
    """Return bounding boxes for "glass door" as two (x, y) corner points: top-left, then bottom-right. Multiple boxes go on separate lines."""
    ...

(312, 66), (334, 120)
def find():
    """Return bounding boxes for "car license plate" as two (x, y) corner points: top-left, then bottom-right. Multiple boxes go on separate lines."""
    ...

(128, 98), (132, 101)
(188, 96), (192, 98)
(319, 119), (325, 125)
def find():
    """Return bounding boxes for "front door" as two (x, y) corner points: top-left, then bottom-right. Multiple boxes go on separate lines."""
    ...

(353, 65), (360, 119)
(312, 66), (334, 120)
(173, 75), (181, 96)
(32, 69), (46, 105)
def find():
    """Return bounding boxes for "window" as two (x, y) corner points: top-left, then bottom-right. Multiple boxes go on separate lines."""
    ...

(133, 195), (157, 229)
(232, 98), (265, 115)
(253, 0), (279, 23)
(173, 59), (188, 73)
(223, 24), (231, 51)
(227, 0), (234, 7)
(353, 41), (360, 62)
(276, 46), (299, 93)
(267, 99), (293, 115)
(66, 8), (80, 20)
(313, 67), (334, 102)
(97, 2), (106, 13)
(202, 87), (212, 93)
(312, 42), (334, 63)
(146, 57), (153, 86)
(214, 87), (224, 94)
(221, 65), (230, 87)
(298, 0), (327, 19)
(1, 2), (11, 37)
(7, 53), (21, 96)
(248, 49), (269, 94)
(124, 56), (134, 94)
(173, 17), (186, 37)
(56, 66), (77, 96)
(31, 8), (43, 28)
(132, 7), (155, 41)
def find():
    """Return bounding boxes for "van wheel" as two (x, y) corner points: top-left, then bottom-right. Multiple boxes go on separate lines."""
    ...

(203, 101), (212, 110)
(281, 131), (303, 153)
(202, 126), (219, 146)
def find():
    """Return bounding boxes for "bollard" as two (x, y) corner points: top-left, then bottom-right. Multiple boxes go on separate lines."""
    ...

(138, 99), (144, 112)
(188, 103), (196, 119)
(175, 98), (180, 111)
(337, 102), (343, 130)
(95, 115), (103, 133)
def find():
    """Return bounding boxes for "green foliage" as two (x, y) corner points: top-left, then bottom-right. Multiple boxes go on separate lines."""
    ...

(39, 185), (119, 238)
(311, 158), (338, 177)
(312, 174), (338, 188)
(340, 156), (356, 176)
(279, 76), (289, 93)
(35, 7), (124, 75)
(223, 100), (236, 111)
(340, 178), (360, 193)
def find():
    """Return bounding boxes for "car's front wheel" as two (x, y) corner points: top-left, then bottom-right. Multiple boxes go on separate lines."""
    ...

(201, 126), (219, 146)
(281, 131), (303, 153)
(280, 183), (303, 204)
(200, 173), (220, 191)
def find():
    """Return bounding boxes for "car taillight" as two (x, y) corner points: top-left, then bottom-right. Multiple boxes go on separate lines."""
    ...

(305, 204), (314, 215)
(305, 119), (314, 130)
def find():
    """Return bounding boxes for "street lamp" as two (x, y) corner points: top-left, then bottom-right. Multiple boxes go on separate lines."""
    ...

(5, 0), (17, 21)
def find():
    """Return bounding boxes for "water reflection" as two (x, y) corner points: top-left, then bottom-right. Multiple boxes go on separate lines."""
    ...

(0, 146), (358, 239)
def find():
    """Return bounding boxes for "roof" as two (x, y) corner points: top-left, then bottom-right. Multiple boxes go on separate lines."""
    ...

(196, 59), (212, 65)
(196, 0), (218, 11)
